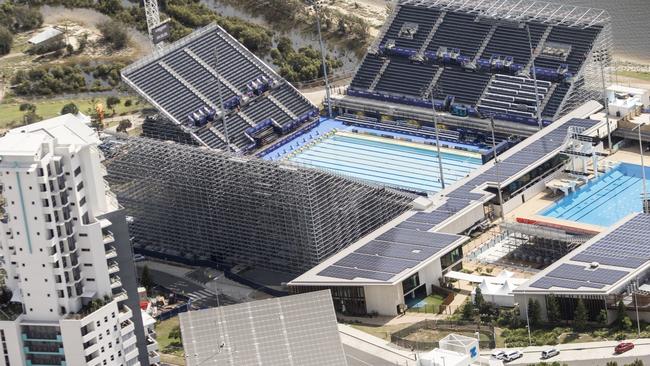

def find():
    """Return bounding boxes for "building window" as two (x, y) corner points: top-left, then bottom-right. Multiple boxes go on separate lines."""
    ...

(79, 197), (86, 206)
(402, 272), (420, 295)
(77, 181), (84, 191)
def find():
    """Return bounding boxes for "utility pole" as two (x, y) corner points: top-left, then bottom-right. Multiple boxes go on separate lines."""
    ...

(490, 116), (504, 220)
(596, 49), (613, 155)
(634, 122), (648, 213)
(144, 0), (162, 50)
(312, 0), (333, 119)
(431, 94), (446, 191)
(214, 47), (231, 151)
(525, 24), (543, 131)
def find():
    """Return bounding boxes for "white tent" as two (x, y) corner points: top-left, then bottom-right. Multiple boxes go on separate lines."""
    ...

(471, 278), (521, 307)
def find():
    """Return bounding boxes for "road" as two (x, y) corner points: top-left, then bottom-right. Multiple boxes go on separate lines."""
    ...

(146, 267), (236, 310)
(492, 338), (650, 366)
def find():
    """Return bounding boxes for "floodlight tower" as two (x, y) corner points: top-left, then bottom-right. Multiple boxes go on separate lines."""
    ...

(144, 0), (163, 49)
(309, 0), (333, 119)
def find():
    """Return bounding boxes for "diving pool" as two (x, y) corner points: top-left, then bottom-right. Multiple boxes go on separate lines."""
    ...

(287, 132), (483, 193)
(540, 163), (650, 227)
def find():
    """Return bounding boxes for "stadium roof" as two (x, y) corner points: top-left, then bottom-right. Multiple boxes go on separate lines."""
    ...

(291, 101), (605, 286)
(179, 291), (347, 366)
(515, 213), (650, 294)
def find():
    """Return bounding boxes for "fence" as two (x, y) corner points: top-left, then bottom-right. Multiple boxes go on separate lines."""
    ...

(390, 319), (495, 351)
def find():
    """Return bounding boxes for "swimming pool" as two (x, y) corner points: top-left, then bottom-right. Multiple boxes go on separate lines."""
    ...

(540, 163), (650, 227)
(287, 132), (483, 193)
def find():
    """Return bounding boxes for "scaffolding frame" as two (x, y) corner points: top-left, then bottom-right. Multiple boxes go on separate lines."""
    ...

(104, 137), (413, 274)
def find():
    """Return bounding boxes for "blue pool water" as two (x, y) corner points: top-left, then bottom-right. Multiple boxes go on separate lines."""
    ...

(540, 163), (650, 227)
(287, 133), (483, 193)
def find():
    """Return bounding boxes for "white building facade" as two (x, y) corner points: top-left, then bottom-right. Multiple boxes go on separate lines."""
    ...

(0, 115), (149, 366)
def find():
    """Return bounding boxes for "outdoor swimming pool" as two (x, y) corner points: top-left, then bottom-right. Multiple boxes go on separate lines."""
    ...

(540, 163), (650, 227)
(286, 132), (483, 193)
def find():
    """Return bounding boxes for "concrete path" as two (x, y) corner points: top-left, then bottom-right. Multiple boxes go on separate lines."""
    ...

(338, 324), (417, 366)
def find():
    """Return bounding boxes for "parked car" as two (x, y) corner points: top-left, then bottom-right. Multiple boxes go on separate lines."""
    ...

(541, 348), (559, 359)
(491, 350), (506, 360)
(133, 254), (146, 262)
(505, 350), (523, 362)
(615, 342), (634, 354)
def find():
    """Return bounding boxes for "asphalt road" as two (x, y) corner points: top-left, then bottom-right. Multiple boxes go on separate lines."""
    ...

(344, 344), (405, 366)
(147, 268), (236, 309)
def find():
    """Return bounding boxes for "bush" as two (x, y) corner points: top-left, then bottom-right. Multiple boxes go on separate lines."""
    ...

(124, 99), (132, 107)
(0, 4), (43, 33)
(97, 20), (128, 50)
(0, 26), (12, 56)
(19, 103), (35, 112)
(61, 102), (79, 115)
(615, 333), (626, 341)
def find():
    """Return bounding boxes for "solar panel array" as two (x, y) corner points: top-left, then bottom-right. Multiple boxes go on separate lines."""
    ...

(318, 227), (464, 281)
(400, 118), (599, 233)
(572, 214), (650, 269)
(122, 23), (317, 151)
(179, 291), (347, 366)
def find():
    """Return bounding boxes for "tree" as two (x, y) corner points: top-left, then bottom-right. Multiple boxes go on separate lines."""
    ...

(546, 294), (561, 324)
(621, 316), (633, 331)
(0, 26), (12, 56)
(574, 299), (588, 331)
(97, 20), (128, 50)
(597, 309), (608, 325)
(474, 287), (485, 309)
(61, 103), (79, 115)
(616, 300), (627, 327)
(461, 300), (474, 320)
(140, 264), (153, 292)
(19, 103), (35, 112)
(106, 96), (120, 115)
(116, 119), (132, 133)
(97, 0), (123, 15)
(169, 324), (182, 341)
(528, 298), (541, 326)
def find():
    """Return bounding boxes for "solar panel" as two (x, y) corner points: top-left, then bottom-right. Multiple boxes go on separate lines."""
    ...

(180, 291), (348, 366)
(396, 221), (434, 231)
(334, 252), (416, 274)
(375, 227), (461, 248)
(530, 277), (606, 290)
(356, 240), (439, 261)
(545, 264), (628, 285)
(317, 265), (394, 281)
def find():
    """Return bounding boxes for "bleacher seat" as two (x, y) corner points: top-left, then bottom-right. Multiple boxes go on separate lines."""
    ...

(482, 23), (546, 66)
(426, 12), (492, 58)
(435, 69), (491, 106)
(375, 58), (438, 97)
(534, 25), (602, 73)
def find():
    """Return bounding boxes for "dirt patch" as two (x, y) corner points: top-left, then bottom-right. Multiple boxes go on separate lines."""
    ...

(325, 0), (390, 35)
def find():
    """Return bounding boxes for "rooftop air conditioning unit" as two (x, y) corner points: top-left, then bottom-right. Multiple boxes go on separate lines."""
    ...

(590, 262), (600, 269)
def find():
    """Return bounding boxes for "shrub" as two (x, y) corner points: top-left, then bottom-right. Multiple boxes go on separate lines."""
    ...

(615, 333), (626, 341)
(0, 26), (12, 56)
(97, 20), (128, 50)
(61, 102), (79, 115)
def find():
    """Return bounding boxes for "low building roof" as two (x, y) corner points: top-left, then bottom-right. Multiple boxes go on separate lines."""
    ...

(28, 27), (63, 45)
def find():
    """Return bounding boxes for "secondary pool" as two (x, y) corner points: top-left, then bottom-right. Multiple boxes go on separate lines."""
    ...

(540, 163), (650, 227)
(286, 131), (483, 193)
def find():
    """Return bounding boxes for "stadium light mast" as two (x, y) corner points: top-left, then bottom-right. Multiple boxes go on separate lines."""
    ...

(144, 0), (162, 49)
(595, 48), (613, 155)
(214, 47), (232, 151)
(311, 0), (333, 119)
(633, 121), (648, 213)
(489, 115), (504, 220)
(525, 24), (543, 131)
(430, 94), (446, 190)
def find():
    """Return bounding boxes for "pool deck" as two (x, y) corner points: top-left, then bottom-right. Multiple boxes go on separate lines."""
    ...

(506, 146), (648, 233)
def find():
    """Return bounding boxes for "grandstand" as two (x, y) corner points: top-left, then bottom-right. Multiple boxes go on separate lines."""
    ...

(334, 0), (612, 134)
(104, 137), (413, 274)
(121, 23), (318, 153)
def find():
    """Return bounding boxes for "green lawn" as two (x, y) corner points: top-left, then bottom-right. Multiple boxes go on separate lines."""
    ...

(618, 70), (650, 82)
(407, 294), (445, 314)
(155, 317), (184, 357)
(0, 97), (144, 129)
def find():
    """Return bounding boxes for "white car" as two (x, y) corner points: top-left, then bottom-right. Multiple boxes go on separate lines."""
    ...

(491, 350), (506, 360)
(504, 350), (523, 362)
(541, 348), (559, 359)
(133, 254), (146, 262)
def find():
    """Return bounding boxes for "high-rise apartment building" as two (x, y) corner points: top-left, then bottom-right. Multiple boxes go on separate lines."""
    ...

(0, 115), (154, 366)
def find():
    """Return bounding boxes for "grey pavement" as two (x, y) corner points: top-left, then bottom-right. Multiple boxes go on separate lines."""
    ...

(344, 344), (406, 366)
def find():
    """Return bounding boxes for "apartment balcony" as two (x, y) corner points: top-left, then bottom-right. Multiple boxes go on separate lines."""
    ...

(107, 263), (120, 275)
(118, 305), (133, 323)
(113, 290), (128, 303)
(21, 334), (62, 343)
(25, 362), (67, 366)
(123, 333), (137, 348)
(125, 348), (139, 362)
(110, 276), (122, 289)
(149, 350), (161, 364)
(102, 233), (115, 245)
(105, 246), (117, 259)
(120, 319), (135, 335)
(23, 346), (65, 355)
(146, 335), (159, 353)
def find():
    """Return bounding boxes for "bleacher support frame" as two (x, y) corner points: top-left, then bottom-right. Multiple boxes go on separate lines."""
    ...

(104, 137), (414, 274)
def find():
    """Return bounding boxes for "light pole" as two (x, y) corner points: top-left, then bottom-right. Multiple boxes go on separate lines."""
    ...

(595, 49), (613, 155)
(634, 121), (648, 213)
(312, 0), (333, 119)
(524, 298), (532, 346)
(525, 24), (542, 131)
(490, 116), (504, 220)
(214, 46), (231, 151)
(431, 94), (446, 190)
(635, 281), (641, 338)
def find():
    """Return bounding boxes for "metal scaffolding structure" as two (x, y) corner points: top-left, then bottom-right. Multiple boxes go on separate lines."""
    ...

(104, 137), (414, 274)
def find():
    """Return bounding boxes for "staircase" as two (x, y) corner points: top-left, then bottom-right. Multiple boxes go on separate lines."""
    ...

(184, 48), (242, 96)
(368, 5), (400, 54)
(210, 126), (229, 144)
(369, 59), (391, 92)
(418, 11), (446, 55)
(538, 82), (557, 115)
(473, 24), (498, 63)
(423, 67), (445, 99)
(239, 111), (256, 126)
(477, 74), (496, 104)
(160, 61), (217, 111)
(524, 25), (553, 73)
(267, 94), (297, 119)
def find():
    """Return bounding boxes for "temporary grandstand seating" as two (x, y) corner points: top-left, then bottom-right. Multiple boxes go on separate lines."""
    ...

(435, 68), (492, 106)
(122, 23), (318, 152)
(346, 1), (605, 125)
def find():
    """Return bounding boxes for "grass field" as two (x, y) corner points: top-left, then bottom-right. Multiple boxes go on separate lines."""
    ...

(0, 97), (144, 129)
(407, 294), (445, 314)
(618, 70), (650, 82)
(155, 317), (184, 357)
